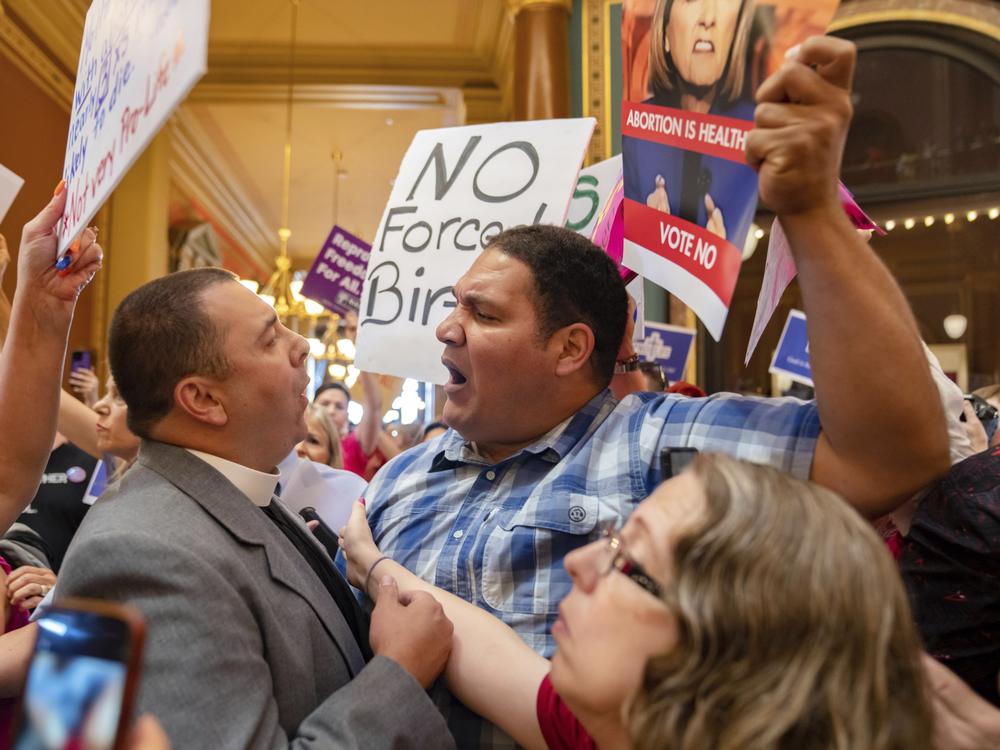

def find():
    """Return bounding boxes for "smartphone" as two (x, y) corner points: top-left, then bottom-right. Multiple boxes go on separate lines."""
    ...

(660, 447), (699, 480)
(69, 350), (92, 374)
(13, 599), (145, 750)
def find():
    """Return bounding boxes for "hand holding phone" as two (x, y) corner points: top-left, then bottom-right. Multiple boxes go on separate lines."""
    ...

(68, 352), (99, 407)
(660, 447), (699, 480)
(13, 599), (145, 750)
(69, 350), (92, 375)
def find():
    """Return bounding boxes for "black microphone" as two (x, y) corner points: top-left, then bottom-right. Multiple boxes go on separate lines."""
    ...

(299, 506), (340, 560)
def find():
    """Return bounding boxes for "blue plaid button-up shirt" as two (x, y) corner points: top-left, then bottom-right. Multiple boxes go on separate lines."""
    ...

(361, 389), (820, 748)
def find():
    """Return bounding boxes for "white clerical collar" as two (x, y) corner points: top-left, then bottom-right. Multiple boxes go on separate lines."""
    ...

(186, 449), (279, 507)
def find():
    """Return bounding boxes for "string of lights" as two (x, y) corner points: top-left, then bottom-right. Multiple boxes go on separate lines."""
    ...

(883, 207), (1000, 232)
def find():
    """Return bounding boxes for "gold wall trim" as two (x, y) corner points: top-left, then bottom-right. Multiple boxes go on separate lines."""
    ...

(507, 0), (573, 15)
(583, 0), (605, 162)
(3, 0), (85, 71)
(204, 44), (508, 122)
(169, 109), (276, 272)
(462, 85), (504, 125)
(580, 0), (621, 163)
(603, 1), (619, 161)
(580, 0), (589, 123)
(487, 3), (516, 120)
(189, 82), (454, 109)
(0, 4), (73, 111)
(207, 44), (498, 85)
(830, 6), (1000, 43)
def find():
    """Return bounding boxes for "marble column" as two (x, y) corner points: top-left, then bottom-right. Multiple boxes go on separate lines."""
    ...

(508, 0), (572, 120)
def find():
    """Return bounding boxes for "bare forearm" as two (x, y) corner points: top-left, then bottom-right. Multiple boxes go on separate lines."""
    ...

(356, 372), (383, 455)
(375, 430), (401, 460)
(785, 208), (948, 512)
(368, 559), (548, 749)
(0, 297), (74, 529)
(0, 623), (36, 698)
(58, 388), (102, 459)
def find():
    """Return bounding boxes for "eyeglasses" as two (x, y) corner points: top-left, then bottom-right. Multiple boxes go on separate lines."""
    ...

(600, 523), (662, 599)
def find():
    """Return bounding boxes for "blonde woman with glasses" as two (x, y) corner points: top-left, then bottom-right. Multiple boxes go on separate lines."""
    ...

(340, 453), (933, 750)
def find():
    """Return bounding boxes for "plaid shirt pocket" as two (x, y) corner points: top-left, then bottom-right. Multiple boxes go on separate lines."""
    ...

(480, 492), (599, 614)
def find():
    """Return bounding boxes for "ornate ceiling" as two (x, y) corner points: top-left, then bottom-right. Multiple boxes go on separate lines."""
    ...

(0, 0), (515, 270)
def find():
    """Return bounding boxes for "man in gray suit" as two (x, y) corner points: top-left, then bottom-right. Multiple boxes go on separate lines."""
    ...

(57, 268), (455, 749)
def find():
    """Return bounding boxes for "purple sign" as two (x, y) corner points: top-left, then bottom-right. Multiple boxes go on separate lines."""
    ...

(301, 225), (371, 316)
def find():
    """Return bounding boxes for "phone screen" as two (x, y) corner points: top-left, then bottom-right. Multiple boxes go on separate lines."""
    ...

(69, 351), (92, 374)
(14, 608), (133, 750)
(660, 447), (699, 480)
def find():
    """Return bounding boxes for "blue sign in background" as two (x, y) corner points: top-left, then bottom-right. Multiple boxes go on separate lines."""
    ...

(636, 322), (696, 381)
(83, 460), (108, 505)
(769, 309), (813, 386)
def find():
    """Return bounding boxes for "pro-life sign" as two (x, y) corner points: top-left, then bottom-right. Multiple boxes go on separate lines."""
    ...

(769, 309), (813, 387)
(355, 118), (595, 384)
(635, 322), (696, 381)
(57, 0), (209, 252)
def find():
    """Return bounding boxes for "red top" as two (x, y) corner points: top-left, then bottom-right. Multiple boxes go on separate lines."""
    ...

(536, 674), (597, 750)
(341, 432), (387, 481)
(0, 555), (31, 747)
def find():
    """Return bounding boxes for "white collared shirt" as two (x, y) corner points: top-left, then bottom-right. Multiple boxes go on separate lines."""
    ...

(186, 449), (279, 507)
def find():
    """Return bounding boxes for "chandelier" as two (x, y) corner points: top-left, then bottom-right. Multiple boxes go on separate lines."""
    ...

(235, 0), (363, 389)
(235, 0), (339, 372)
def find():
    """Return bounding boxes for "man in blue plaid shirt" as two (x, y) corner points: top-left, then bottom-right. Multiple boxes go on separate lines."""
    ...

(360, 42), (950, 748)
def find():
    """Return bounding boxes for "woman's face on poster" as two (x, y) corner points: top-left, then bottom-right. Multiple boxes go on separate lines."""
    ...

(666, 0), (743, 89)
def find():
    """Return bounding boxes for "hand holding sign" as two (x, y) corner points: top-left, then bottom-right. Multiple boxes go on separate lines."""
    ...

(58, 0), (209, 252)
(18, 185), (102, 313)
(704, 194), (726, 241)
(748, 37), (856, 222)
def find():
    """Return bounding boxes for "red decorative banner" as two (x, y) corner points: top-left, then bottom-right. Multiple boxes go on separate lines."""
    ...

(622, 102), (753, 165)
(623, 198), (742, 307)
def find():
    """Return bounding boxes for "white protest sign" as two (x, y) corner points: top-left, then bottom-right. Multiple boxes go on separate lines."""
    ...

(566, 154), (621, 239)
(57, 0), (210, 252)
(0, 164), (25, 224)
(356, 118), (596, 384)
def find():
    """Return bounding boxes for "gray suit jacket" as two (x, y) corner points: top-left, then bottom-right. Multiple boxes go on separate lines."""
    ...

(57, 440), (454, 749)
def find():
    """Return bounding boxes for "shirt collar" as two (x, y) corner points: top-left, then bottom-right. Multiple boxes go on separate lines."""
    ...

(430, 390), (617, 471)
(186, 449), (280, 507)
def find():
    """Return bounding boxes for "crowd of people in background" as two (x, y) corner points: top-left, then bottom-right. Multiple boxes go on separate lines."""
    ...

(0, 35), (996, 750)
